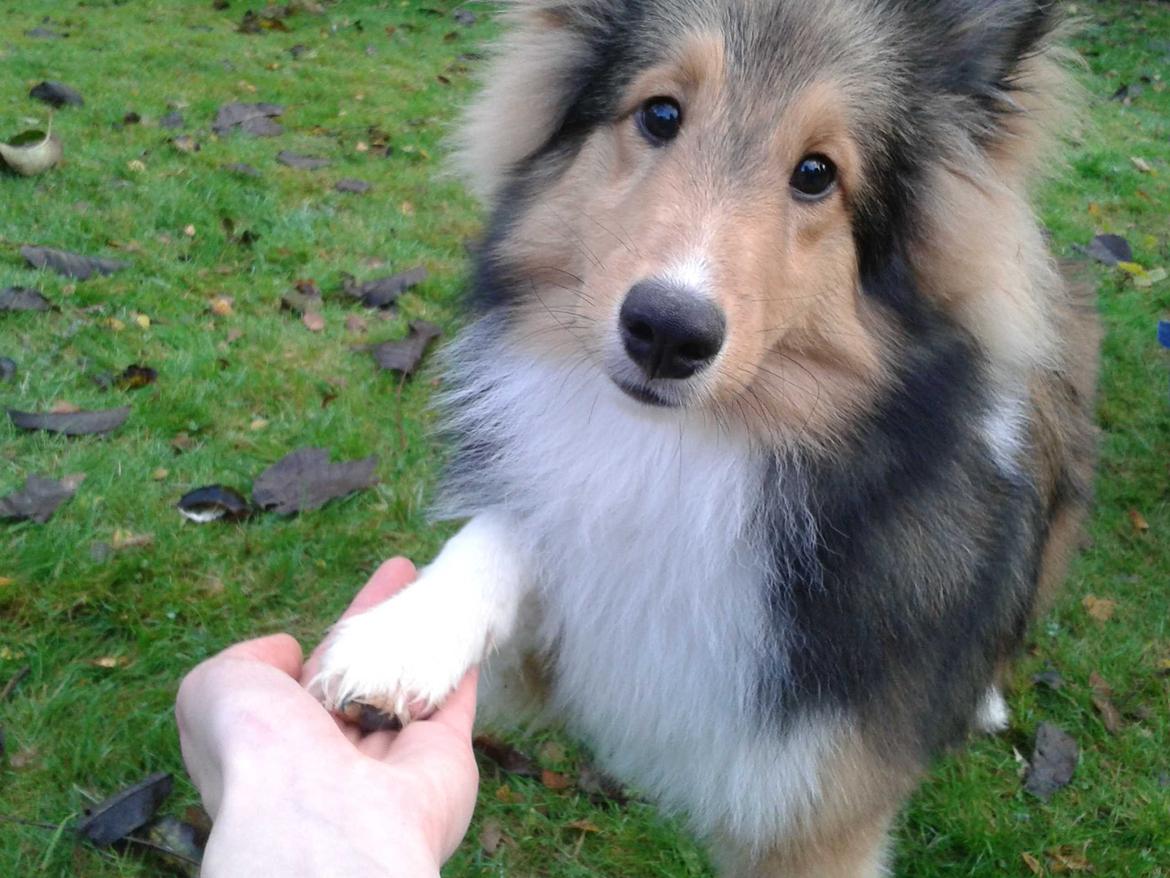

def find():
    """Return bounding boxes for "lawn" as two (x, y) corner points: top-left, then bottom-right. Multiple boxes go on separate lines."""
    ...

(1, 1), (1168, 876)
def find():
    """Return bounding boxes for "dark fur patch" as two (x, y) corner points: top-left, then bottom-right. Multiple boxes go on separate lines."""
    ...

(756, 252), (1044, 759)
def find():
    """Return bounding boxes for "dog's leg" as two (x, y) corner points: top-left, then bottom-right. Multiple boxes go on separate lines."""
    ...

(712, 814), (894, 878)
(711, 824), (893, 878)
(310, 511), (530, 725)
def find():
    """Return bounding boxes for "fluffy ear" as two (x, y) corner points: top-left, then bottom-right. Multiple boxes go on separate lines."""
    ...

(926, 0), (1060, 104)
(450, 1), (613, 205)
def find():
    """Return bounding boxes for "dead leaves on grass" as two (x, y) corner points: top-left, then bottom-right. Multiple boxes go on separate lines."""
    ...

(342, 267), (427, 309)
(1024, 722), (1078, 800)
(0, 473), (84, 523)
(252, 447), (378, 515)
(0, 287), (53, 312)
(21, 245), (129, 280)
(8, 406), (130, 436)
(212, 101), (284, 137)
(371, 321), (441, 376)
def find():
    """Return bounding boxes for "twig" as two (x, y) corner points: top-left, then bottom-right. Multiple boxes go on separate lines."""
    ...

(122, 834), (201, 867)
(0, 665), (30, 702)
(0, 814), (60, 831)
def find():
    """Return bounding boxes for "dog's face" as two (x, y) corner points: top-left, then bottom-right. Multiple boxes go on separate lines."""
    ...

(460, 0), (1063, 441)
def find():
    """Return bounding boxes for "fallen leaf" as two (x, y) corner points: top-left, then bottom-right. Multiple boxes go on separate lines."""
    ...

(0, 473), (84, 523)
(1047, 845), (1093, 873)
(171, 432), (196, 453)
(345, 314), (368, 334)
(21, 245), (129, 280)
(1133, 267), (1167, 289)
(1089, 671), (1123, 734)
(29, 80), (83, 108)
(1131, 156), (1154, 174)
(539, 741), (567, 764)
(0, 287), (52, 312)
(250, 417), (268, 431)
(212, 102), (284, 137)
(280, 280), (322, 314)
(1086, 234), (1132, 266)
(171, 135), (200, 154)
(152, 468), (169, 481)
(541, 769), (572, 791)
(142, 815), (207, 867)
(479, 820), (504, 856)
(115, 364), (158, 390)
(90, 656), (130, 669)
(0, 577), (13, 587)
(494, 784), (519, 804)
(1033, 668), (1064, 690)
(224, 162), (261, 177)
(210, 295), (234, 316)
(453, 8), (477, 25)
(342, 267), (427, 309)
(127, 159), (146, 173)
(77, 772), (173, 846)
(302, 311), (325, 332)
(474, 736), (540, 778)
(370, 321), (441, 376)
(177, 485), (253, 523)
(277, 150), (331, 170)
(566, 819), (601, 833)
(252, 448), (379, 515)
(0, 127), (63, 176)
(239, 8), (291, 32)
(111, 529), (153, 550)
(1024, 722), (1078, 800)
(0, 358), (16, 382)
(8, 406), (130, 436)
(335, 178), (371, 194)
(577, 762), (629, 805)
(1022, 852), (1043, 875)
(1128, 509), (1150, 533)
(159, 111), (184, 129)
(1082, 594), (1116, 623)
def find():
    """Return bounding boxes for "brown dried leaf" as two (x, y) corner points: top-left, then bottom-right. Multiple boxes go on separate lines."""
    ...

(370, 321), (441, 376)
(1128, 509), (1150, 533)
(479, 820), (504, 856)
(1047, 845), (1093, 873)
(212, 102), (284, 136)
(1088, 671), (1122, 735)
(1022, 852), (1043, 876)
(252, 447), (378, 515)
(8, 406), (130, 436)
(277, 150), (330, 170)
(115, 364), (158, 390)
(1082, 595), (1116, 623)
(541, 769), (572, 791)
(474, 736), (539, 778)
(77, 772), (173, 846)
(0, 287), (52, 312)
(0, 473), (84, 523)
(302, 311), (325, 332)
(111, 529), (153, 550)
(566, 819), (601, 833)
(1024, 722), (1078, 800)
(21, 245), (128, 280)
(341, 267), (428, 309)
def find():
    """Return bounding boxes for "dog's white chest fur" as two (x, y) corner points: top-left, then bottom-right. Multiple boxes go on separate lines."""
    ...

(451, 352), (830, 839)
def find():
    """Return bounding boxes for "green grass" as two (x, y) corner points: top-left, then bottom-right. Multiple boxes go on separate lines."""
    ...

(1, 1), (1168, 876)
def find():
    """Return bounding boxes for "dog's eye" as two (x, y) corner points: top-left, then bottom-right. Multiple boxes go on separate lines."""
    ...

(789, 154), (837, 200)
(637, 97), (682, 145)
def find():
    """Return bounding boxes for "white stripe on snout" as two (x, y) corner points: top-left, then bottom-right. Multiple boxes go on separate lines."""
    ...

(662, 254), (712, 298)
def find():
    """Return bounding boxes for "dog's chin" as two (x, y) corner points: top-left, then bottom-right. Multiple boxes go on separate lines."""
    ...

(612, 378), (685, 409)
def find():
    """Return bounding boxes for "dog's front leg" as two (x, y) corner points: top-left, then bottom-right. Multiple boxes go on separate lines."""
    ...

(311, 511), (529, 725)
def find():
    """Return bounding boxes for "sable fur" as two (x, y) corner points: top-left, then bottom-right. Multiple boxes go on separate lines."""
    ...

(344, 1), (1100, 874)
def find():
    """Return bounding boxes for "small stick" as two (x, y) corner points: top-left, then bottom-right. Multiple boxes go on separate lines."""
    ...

(0, 665), (30, 702)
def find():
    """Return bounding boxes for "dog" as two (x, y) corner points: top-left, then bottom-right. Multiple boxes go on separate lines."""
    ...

(312, 1), (1099, 874)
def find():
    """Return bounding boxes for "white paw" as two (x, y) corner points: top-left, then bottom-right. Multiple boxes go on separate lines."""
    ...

(976, 686), (1010, 734)
(310, 592), (480, 725)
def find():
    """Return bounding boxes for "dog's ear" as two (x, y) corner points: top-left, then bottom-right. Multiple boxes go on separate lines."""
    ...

(924, 0), (1060, 104)
(451, 1), (617, 205)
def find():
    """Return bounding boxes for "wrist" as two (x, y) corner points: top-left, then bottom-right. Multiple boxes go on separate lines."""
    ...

(207, 757), (443, 878)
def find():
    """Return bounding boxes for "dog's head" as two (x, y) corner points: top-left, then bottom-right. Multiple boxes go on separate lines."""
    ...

(456, 0), (1068, 443)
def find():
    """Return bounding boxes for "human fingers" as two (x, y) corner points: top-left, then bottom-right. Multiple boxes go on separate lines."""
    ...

(216, 633), (304, 678)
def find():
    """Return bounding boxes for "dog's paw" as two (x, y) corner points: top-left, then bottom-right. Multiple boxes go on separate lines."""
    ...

(310, 597), (477, 726)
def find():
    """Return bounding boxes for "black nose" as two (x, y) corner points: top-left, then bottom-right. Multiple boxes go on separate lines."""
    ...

(619, 281), (726, 380)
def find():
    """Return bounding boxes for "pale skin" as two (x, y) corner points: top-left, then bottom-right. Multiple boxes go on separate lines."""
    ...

(175, 558), (479, 878)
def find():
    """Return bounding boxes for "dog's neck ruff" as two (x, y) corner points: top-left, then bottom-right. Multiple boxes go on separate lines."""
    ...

(439, 317), (831, 841)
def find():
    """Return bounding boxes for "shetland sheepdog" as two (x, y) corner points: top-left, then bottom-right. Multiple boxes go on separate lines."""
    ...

(314, 1), (1099, 873)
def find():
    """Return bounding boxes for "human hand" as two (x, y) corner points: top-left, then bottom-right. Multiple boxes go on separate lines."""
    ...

(176, 558), (479, 878)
